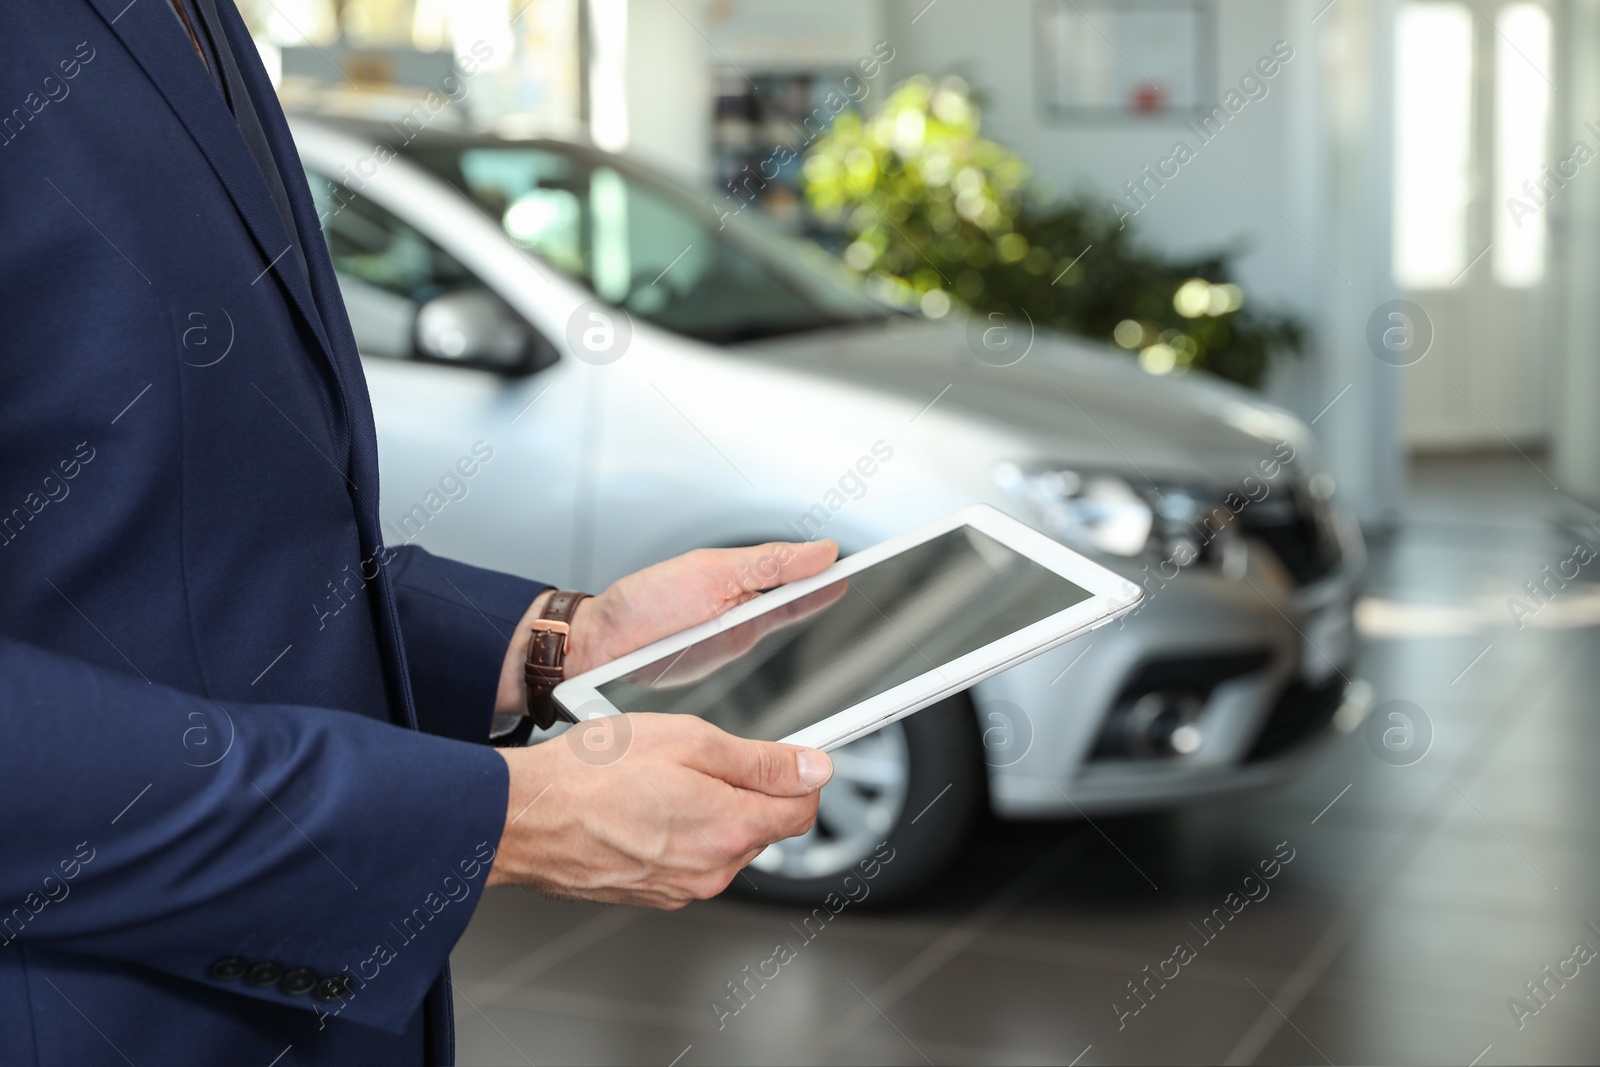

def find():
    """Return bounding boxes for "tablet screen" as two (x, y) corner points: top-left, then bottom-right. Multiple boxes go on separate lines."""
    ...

(594, 525), (1092, 741)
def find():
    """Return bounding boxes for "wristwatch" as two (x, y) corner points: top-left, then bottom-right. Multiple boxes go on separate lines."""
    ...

(489, 590), (591, 747)
(523, 590), (591, 730)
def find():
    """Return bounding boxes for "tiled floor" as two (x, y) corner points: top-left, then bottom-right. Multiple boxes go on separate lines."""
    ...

(452, 455), (1600, 1065)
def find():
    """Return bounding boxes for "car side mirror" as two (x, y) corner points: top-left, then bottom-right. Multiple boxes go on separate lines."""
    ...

(414, 290), (551, 375)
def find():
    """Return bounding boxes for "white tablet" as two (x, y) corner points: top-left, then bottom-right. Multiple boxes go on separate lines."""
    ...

(552, 505), (1144, 751)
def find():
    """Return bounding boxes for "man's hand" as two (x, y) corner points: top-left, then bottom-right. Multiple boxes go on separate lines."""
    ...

(489, 714), (833, 907)
(640, 578), (849, 688)
(495, 540), (838, 715)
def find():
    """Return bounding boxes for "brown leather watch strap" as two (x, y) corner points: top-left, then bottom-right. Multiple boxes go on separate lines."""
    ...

(524, 590), (591, 730)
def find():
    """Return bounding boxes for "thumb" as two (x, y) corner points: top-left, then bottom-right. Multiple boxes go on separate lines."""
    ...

(727, 540), (839, 602)
(693, 735), (833, 796)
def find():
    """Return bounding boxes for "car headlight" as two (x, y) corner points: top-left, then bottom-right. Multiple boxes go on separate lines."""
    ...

(993, 461), (1224, 563)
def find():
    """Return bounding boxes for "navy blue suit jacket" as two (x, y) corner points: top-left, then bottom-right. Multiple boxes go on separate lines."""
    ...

(0, 3), (549, 1063)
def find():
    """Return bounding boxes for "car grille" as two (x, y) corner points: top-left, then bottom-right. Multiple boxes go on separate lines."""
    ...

(1244, 673), (1346, 762)
(1238, 482), (1342, 586)
(1090, 651), (1271, 761)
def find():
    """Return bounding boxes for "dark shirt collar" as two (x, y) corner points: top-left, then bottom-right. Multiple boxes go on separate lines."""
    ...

(167, 0), (311, 285)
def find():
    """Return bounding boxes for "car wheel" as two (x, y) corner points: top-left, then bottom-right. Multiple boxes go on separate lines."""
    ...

(731, 694), (986, 907)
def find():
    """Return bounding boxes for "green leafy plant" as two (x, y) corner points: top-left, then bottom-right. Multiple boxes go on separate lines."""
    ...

(803, 75), (1306, 388)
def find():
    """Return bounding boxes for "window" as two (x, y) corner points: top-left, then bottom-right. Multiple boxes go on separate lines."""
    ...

(1392, 1), (1475, 289)
(305, 169), (483, 360)
(1492, 2), (1552, 287)
(401, 142), (894, 345)
(1392, 0), (1553, 290)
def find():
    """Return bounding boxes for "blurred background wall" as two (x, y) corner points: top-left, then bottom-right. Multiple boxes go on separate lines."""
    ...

(240, 0), (1600, 526)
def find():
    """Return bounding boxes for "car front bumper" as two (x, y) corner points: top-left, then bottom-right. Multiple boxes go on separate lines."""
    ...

(975, 539), (1370, 819)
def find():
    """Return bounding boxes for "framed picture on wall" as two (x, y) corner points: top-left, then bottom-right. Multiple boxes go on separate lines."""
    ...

(1036, 0), (1214, 121)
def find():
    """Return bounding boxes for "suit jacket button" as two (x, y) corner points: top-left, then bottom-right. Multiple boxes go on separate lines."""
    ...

(245, 961), (285, 988)
(280, 968), (319, 996)
(209, 957), (248, 981)
(313, 975), (352, 1003)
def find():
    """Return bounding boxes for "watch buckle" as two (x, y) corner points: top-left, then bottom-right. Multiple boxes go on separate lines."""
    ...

(531, 618), (571, 651)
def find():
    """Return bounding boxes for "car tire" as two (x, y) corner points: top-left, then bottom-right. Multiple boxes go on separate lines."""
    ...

(730, 694), (987, 908)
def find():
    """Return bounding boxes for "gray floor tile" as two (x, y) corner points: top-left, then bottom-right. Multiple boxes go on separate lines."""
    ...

(451, 456), (1600, 1064)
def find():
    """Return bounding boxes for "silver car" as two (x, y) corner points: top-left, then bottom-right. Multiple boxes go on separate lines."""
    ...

(290, 114), (1371, 904)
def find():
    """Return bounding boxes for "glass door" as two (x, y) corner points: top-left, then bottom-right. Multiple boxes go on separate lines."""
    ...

(1392, 0), (1554, 450)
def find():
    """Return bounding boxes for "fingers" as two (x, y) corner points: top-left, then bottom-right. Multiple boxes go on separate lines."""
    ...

(496, 715), (826, 911)
(650, 580), (850, 688)
(743, 576), (849, 631)
(725, 539), (838, 602)
(701, 793), (819, 868)
(680, 726), (834, 797)
(742, 794), (820, 851)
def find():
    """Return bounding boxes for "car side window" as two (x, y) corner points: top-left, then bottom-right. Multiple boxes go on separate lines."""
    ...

(415, 146), (824, 345)
(304, 169), (493, 363)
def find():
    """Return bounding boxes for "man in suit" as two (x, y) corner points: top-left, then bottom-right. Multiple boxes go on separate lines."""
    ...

(0, 3), (837, 1063)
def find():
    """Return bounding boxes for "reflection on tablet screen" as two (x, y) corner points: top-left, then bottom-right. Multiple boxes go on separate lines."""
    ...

(595, 526), (1092, 742)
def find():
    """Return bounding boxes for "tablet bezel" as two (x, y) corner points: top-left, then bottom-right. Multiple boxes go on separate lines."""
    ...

(550, 504), (1144, 751)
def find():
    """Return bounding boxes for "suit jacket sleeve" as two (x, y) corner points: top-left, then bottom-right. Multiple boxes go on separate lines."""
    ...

(0, 635), (508, 1034)
(386, 545), (551, 743)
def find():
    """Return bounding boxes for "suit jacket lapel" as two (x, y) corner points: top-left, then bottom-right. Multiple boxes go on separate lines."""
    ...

(202, 4), (419, 731)
(82, 0), (420, 731)
(209, 0), (376, 440)
(86, 0), (341, 377)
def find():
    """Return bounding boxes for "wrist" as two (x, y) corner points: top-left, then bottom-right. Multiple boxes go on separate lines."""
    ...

(521, 589), (561, 650)
(494, 590), (555, 718)
(488, 743), (568, 889)
(562, 594), (602, 676)
(488, 749), (526, 887)
(496, 588), (603, 723)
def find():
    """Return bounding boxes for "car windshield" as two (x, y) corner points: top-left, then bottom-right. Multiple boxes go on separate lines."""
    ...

(399, 141), (899, 344)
